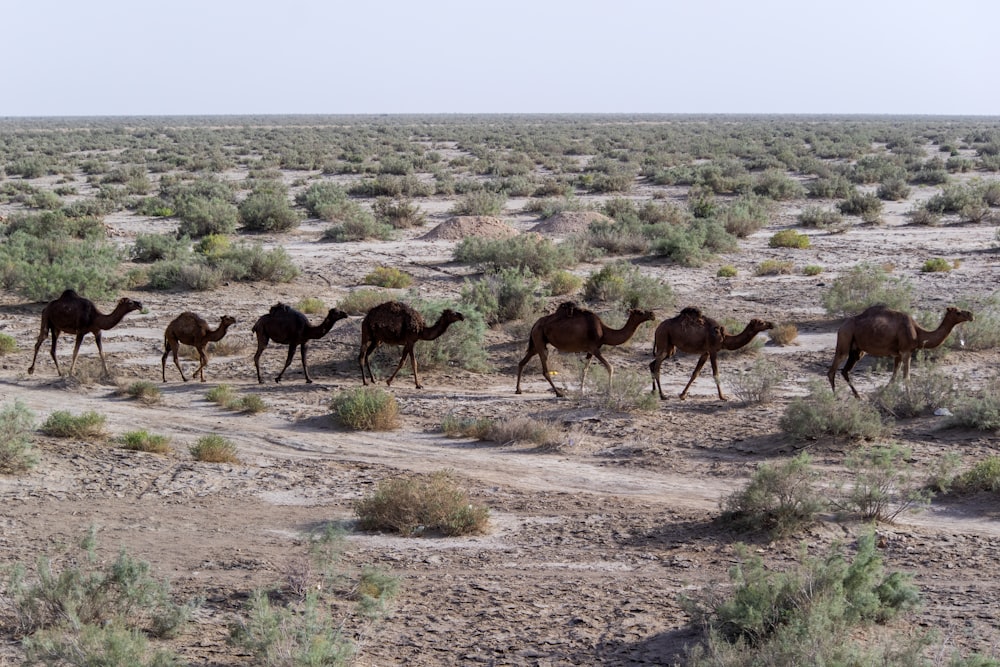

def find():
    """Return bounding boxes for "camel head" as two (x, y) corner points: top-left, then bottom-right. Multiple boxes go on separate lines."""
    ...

(747, 319), (775, 334)
(628, 309), (656, 325)
(323, 308), (349, 326)
(118, 298), (144, 314)
(220, 315), (237, 329)
(438, 309), (465, 325)
(944, 307), (974, 325)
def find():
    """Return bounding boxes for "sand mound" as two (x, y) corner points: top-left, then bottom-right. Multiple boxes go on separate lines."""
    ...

(420, 216), (519, 241)
(529, 211), (611, 234)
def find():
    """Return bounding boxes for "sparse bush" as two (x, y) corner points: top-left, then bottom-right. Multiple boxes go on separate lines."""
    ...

(922, 257), (953, 273)
(338, 289), (393, 316)
(296, 181), (350, 219)
(372, 197), (425, 228)
(797, 205), (844, 229)
(442, 414), (559, 447)
(755, 259), (794, 276)
(870, 362), (955, 419)
(40, 410), (106, 439)
(877, 177), (911, 201)
(121, 380), (162, 405)
(189, 434), (239, 463)
(780, 380), (889, 440)
(450, 191), (506, 216)
(119, 430), (172, 455)
(588, 366), (659, 413)
(803, 264), (823, 276)
(547, 269), (583, 296)
(331, 387), (400, 431)
(363, 266), (413, 289)
(949, 456), (1000, 493)
(412, 299), (490, 373)
(296, 297), (325, 314)
(752, 170), (805, 201)
(767, 323), (798, 346)
(130, 233), (189, 263)
(838, 192), (883, 219)
(239, 190), (301, 232)
(454, 234), (576, 277)
(728, 358), (785, 404)
(650, 219), (738, 267)
(582, 261), (675, 311)
(355, 470), (489, 536)
(719, 453), (824, 537)
(0, 400), (38, 474)
(715, 195), (771, 238)
(461, 267), (543, 325)
(836, 443), (932, 522)
(716, 265), (737, 278)
(768, 229), (810, 249)
(0, 332), (17, 355)
(948, 380), (1000, 431)
(174, 195), (238, 237)
(206, 383), (236, 405)
(0, 231), (124, 301)
(236, 395), (267, 414)
(822, 263), (913, 316)
(322, 207), (393, 242)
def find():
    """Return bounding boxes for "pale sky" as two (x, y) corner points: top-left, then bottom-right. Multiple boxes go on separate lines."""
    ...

(4, 0), (998, 117)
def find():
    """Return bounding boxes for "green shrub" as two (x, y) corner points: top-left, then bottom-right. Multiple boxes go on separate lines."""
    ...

(24, 621), (182, 667)
(0, 332), (17, 355)
(321, 207), (393, 242)
(121, 381), (162, 405)
(442, 414), (559, 447)
(236, 395), (268, 414)
(836, 443), (932, 522)
(947, 295), (1000, 350)
(355, 470), (490, 536)
(40, 410), (106, 439)
(189, 434), (240, 463)
(194, 233), (230, 258)
(650, 219), (738, 267)
(0, 231), (124, 301)
(922, 257), (953, 273)
(751, 170), (805, 201)
(174, 195), (238, 237)
(582, 261), (674, 311)
(822, 263), (913, 316)
(755, 259), (794, 276)
(131, 233), (189, 263)
(587, 366), (660, 413)
(547, 269), (583, 296)
(450, 191), (507, 216)
(372, 197), (426, 228)
(780, 380), (889, 440)
(363, 266), (413, 289)
(338, 289), (393, 316)
(716, 265), (737, 278)
(728, 358), (785, 404)
(296, 297), (326, 314)
(768, 229), (810, 249)
(870, 362), (955, 419)
(0, 400), (38, 474)
(949, 456), (1000, 493)
(239, 190), (301, 232)
(119, 430), (172, 455)
(948, 380), (1000, 431)
(877, 177), (912, 201)
(838, 192), (883, 220)
(803, 264), (823, 276)
(797, 205), (844, 229)
(454, 234), (576, 277)
(331, 387), (400, 431)
(296, 181), (350, 219)
(461, 267), (543, 325)
(719, 453), (823, 538)
(412, 299), (489, 373)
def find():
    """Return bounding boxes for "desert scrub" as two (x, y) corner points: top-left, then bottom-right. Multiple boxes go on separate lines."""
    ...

(454, 234), (576, 277)
(716, 265), (737, 278)
(331, 387), (400, 431)
(461, 267), (543, 325)
(120, 380), (162, 405)
(206, 384), (267, 413)
(322, 207), (393, 242)
(948, 379), (1000, 431)
(683, 532), (920, 665)
(363, 266), (413, 289)
(780, 380), (889, 440)
(547, 269), (583, 296)
(296, 296), (326, 314)
(355, 470), (490, 536)
(822, 263), (913, 316)
(650, 218), (738, 267)
(338, 288), (393, 316)
(728, 358), (785, 404)
(948, 456), (1000, 494)
(768, 229), (810, 249)
(803, 264), (823, 276)
(754, 259), (794, 276)
(767, 322), (798, 346)
(239, 188), (301, 232)
(582, 261), (675, 311)
(205, 383), (236, 406)
(835, 443), (932, 522)
(372, 196), (425, 228)
(412, 298), (489, 373)
(587, 367), (659, 413)
(870, 362), (955, 419)
(921, 257), (953, 273)
(838, 191), (884, 222)
(0, 332), (17, 355)
(0, 400), (38, 474)
(441, 414), (560, 447)
(40, 410), (106, 439)
(719, 452), (824, 538)
(797, 205), (844, 229)
(450, 190), (506, 216)
(189, 434), (239, 463)
(130, 232), (189, 263)
(0, 230), (124, 301)
(119, 430), (172, 455)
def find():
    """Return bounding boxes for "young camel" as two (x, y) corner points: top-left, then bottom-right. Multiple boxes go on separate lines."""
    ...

(161, 312), (236, 382)
(252, 304), (348, 384)
(828, 304), (973, 398)
(650, 307), (774, 400)
(28, 289), (143, 377)
(515, 303), (655, 398)
(359, 301), (465, 389)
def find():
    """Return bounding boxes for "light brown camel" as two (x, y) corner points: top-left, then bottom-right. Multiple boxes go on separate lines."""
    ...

(252, 303), (348, 384)
(650, 307), (774, 400)
(515, 303), (655, 398)
(161, 312), (236, 382)
(359, 301), (465, 389)
(828, 304), (973, 399)
(28, 289), (143, 377)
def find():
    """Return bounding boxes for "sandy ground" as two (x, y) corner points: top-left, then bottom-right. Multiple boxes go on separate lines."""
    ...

(1, 174), (1000, 665)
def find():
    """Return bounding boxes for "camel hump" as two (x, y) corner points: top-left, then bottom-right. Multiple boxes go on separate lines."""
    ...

(679, 306), (703, 319)
(269, 302), (292, 314)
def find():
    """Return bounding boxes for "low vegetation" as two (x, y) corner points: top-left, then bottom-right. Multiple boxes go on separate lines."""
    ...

(767, 229), (810, 249)
(120, 380), (162, 405)
(40, 410), (106, 439)
(719, 453), (823, 538)
(780, 381), (889, 440)
(189, 434), (240, 463)
(0, 400), (38, 474)
(441, 414), (559, 447)
(355, 470), (490, 536)
(728, 358), (786, 404)
(822, 263), (913, 316)
(330, 387), (400, 431)
(119, 430), (172, 455)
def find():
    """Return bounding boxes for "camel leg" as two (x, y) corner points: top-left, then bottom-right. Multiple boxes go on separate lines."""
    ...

(679, 354), (710, 400)
(275, 344), (298, 383)
(386, 344), (413, 387)
(93, 332), (109, 376)
(28, 326), (51, 376)
(536, 348), (565, 398)
(827, 351), (847, 393)
(68, 333), (88, 377)
(195, 347), (207, 382)
(360, 341), (379, 385)
(649, 351), (671, 400)
(410, 348), (421, 389)
(580, 353), (593, 395)
(709, 353), (727, 400)
(840, 349), (864, 400)
(514, 342), (538, 395)
(299, 343), (313, 384)
(253, 338), (269, 384)
(590, 351), (613, 396)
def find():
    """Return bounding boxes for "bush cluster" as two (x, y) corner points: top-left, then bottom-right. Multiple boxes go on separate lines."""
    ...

(355, 470), (490, 536)
(0, 400), (38, 473)
(780, 381), (888, 440)
(330, 387), (400, 431)
(821, 263), (913, 316)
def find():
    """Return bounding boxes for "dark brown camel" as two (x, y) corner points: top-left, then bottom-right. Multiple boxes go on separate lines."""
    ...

(828, 304), (973, 399)
(252, 303), (348, 384)
(28, 289), (143, 377)
(515, 303), (655, 398)
(650, 307), (774, 400)
(359, 301), (465, 389)
(161, 312), (236, 382)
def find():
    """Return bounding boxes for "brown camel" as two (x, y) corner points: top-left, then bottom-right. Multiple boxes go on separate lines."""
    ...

(359, 301), (465, 389)
(650, 307), (774, 400)
(161, 312), (236, 382)
(515, 303), (655, 398)
(828, 304), (973, 399)
(252, 303), (348, 384)
(28, 289), (143, 377)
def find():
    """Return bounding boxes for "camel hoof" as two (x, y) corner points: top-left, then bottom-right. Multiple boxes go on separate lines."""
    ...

(678, 394), (688, 401)
(27, 368), (34, 375)
(305, 379), (313, 384)
(515, 389), (522, 395)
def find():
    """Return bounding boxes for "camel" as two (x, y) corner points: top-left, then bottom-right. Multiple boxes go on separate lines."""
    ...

(828, 304), (973, 399)
(359, 301), (465, 389)
(650, 307), (774, 400)
(27, 289), (143, 377)
(515, 303), (655, 398)
(252, 303), (348, 384)
(161, 312), (237, 382)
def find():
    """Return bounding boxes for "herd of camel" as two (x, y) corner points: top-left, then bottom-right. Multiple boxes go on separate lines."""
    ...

(25, 289), (974, 401)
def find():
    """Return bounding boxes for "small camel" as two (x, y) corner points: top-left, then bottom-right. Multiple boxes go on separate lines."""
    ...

(252, 304), (348, 384)
(515, 303), (655, 398)
(28, 289), (143, 377)
(359, 301), (465, 389)
(162, 312), (236, 382)
(828, 304), (973, 399)
(650, 307), (774, 400)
